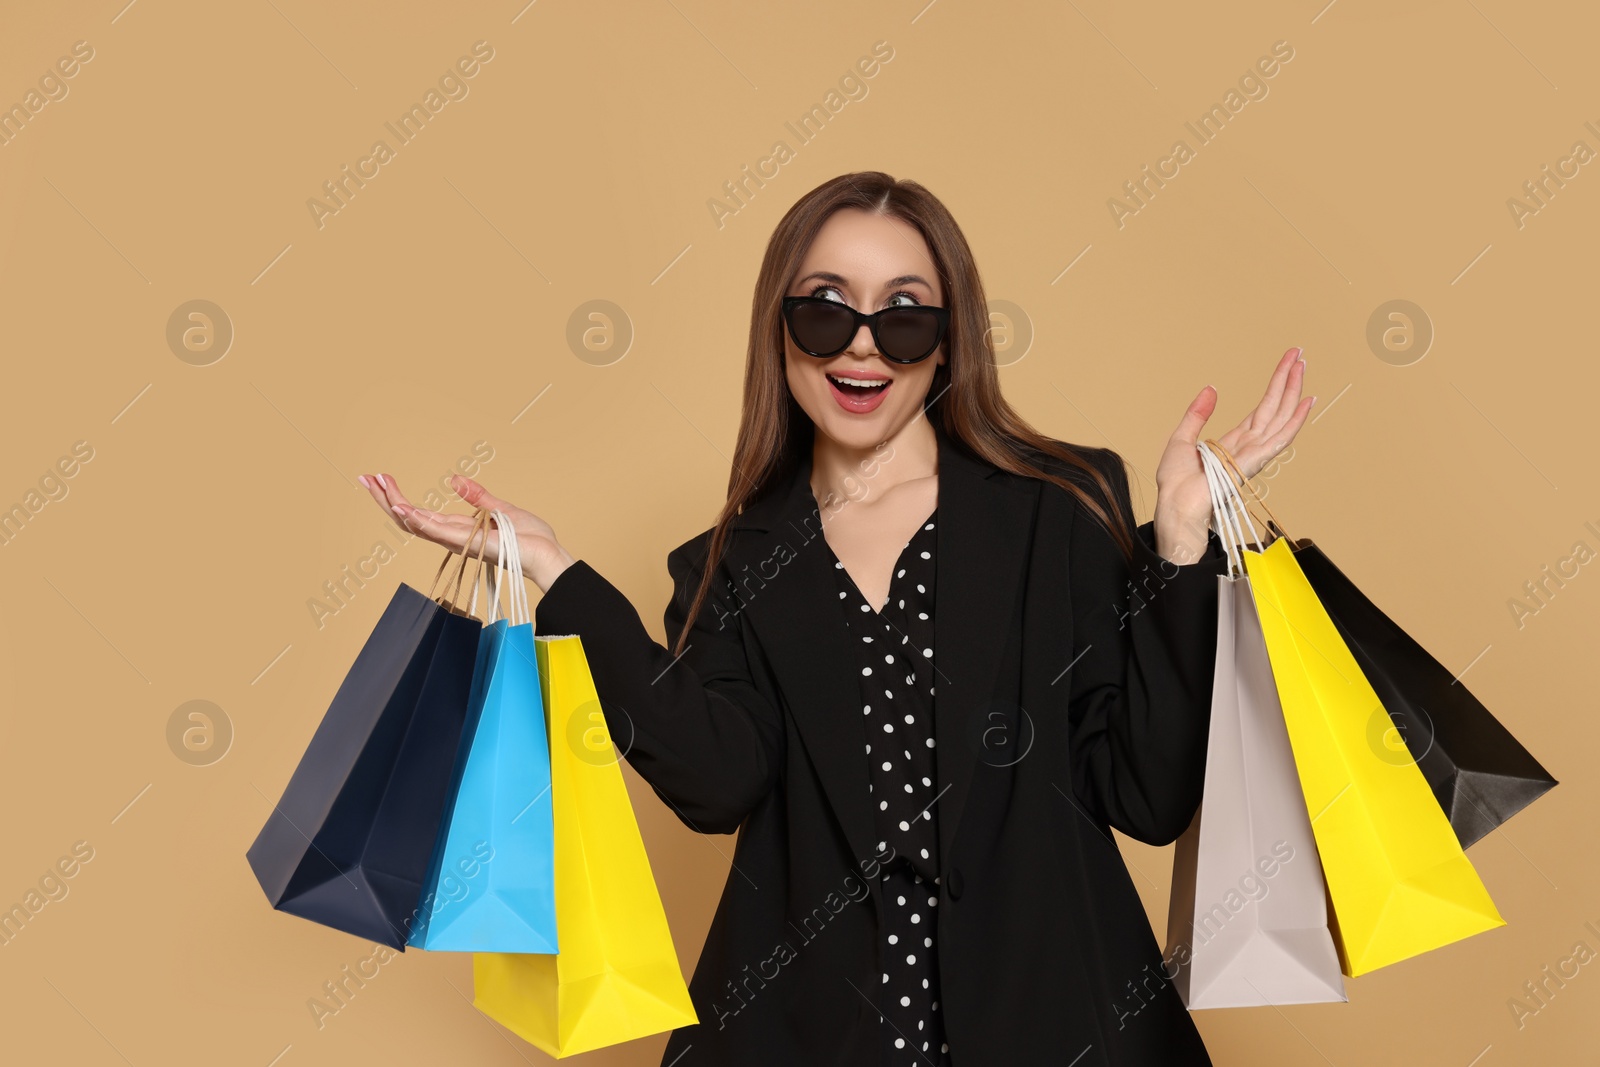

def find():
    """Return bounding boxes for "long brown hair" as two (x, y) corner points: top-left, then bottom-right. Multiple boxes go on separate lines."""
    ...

(672, 171), (1137, 656)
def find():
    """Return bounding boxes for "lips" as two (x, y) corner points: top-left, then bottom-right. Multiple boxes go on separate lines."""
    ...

(825, 371), (892, 414)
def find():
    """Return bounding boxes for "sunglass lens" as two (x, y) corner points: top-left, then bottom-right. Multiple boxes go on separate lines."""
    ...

(789, 301), (856, 355)
(877, 307), (941, 362)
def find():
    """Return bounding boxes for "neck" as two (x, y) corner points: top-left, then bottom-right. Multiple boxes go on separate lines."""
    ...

(809, 415), (939, 512)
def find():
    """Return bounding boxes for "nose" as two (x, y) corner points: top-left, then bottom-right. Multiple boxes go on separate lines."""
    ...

(845, 320), (879, 359)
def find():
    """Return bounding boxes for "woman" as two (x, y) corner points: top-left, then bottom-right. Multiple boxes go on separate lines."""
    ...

(361, 172), (1312, 1066)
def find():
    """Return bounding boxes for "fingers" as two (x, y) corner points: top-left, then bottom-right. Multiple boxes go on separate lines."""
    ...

(1172, 384), (1218, 446)
(450, 474), (505, 511)
(357, 472), (495, 557)
(1245, 347), (1303, 434)
(1264, 349), (1307, 432)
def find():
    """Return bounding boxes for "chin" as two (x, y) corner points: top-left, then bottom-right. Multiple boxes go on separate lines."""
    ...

(807, 404), (901, 449)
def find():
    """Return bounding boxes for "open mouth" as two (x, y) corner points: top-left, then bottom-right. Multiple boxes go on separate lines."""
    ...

(825, 372), (893, 414)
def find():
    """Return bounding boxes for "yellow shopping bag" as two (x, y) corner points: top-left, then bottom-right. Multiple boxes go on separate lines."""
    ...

(1205, 441), (1505, 977)
(472, 634), (697, 1057)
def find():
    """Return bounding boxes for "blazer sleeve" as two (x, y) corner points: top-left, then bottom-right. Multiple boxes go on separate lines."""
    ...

(532, 532), (784, 835)
(1063, 448), (1229, 846)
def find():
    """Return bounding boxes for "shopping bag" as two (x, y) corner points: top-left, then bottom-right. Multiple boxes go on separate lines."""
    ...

(1203, 440), (1505, 977)
(473, 633), (697, 1057)
(409, 510), (558, 952)
(247, 509), (490, 949)
(1289, 541), (1556, 849)
(1165, 445), (1345, 1007)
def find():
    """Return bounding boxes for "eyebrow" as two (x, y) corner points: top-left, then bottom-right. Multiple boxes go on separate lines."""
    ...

(794, 271), (936, 292)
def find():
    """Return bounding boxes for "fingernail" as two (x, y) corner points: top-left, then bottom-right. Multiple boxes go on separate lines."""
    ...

(375, 473), (387, 490)
(391, 504), (407, 516)
(358, 475), (370, 489)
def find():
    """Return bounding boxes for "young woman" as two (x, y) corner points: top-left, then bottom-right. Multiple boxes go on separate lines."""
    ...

(360, 172), (1312, 1066)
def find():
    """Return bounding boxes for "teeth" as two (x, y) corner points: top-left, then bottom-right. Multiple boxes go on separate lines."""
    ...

(828, 374), (889, 388)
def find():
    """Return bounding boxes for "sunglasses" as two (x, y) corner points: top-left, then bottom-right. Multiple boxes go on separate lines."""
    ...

(781, 295), (950, 365)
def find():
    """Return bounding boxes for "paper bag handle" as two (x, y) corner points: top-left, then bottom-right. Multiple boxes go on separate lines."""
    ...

(1197, 442), (1264, 579)
(426, 506), (491, 618)
(1202, 438), (1296, 546)
(486, 510), (531, 627)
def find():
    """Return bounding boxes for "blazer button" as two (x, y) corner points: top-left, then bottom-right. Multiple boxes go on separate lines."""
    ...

(946, 868), (964, 901)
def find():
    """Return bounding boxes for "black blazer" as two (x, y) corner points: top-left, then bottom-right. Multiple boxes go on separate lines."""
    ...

(532, 419), (1229, 1066)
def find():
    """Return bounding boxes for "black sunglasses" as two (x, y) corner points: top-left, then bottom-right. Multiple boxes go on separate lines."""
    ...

(781, 295), (950, 365)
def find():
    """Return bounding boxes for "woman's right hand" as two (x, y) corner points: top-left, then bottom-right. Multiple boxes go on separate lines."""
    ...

(359, 472), (577, 593)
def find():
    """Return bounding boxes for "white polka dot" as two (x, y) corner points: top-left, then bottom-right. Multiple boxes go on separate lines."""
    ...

(882, 761), (892, 771)
(917, 583), (926, 592)
(920, 848), (929, 858)
(926, 738), (935, 748)
(928, 896), (937, 907)
(904, 714), (914, 724)
(880, 800), (888, 810)
(859, 604), (870, 612)
(883, 723), (894, 733)
(923, 648), (932, 657)
(911, 913), (921, 924)
(921, 777), (931, 786)
(897, 894), (906, 905)
(888, 934), (898, 944)
(884, 654), (894, 664)
(905, 784), (914, 793)
(925, 523), (933, 530)
(862, 666), (872, 676)
(918, 612), (929, 620)
(906, 954), (916, 964)
(900, 996), (910, 1007)
(920, 551), (930, 559)
(897, 568), (905, 577)
(895, 1038), (905, 1049)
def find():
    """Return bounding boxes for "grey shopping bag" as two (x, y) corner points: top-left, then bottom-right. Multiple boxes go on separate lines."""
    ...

(1163, 443), (1346, 1008)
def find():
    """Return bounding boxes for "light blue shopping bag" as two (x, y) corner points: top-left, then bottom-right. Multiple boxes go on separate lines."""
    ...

(407, 510), (558, 953)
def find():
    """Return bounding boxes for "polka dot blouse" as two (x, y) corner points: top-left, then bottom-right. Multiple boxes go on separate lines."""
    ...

(821, 508), (951, 1066)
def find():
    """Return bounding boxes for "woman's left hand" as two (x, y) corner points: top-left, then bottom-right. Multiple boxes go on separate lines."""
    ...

(1152, 346), (1314, 564)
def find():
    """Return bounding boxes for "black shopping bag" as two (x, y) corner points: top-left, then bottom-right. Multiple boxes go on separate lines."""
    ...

(1291, 537), (1557, 849)
(1201, 439), (1558, 851)
(247, 508), (490, 948)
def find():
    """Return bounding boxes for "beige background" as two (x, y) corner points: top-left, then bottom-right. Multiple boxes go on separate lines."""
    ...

(1, 1), (1595, 1063)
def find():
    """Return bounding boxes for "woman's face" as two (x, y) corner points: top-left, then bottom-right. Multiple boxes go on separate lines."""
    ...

(783, 208), (947, 452)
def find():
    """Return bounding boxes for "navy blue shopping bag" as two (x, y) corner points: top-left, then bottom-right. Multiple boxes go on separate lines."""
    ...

(247, 508), (490, 948)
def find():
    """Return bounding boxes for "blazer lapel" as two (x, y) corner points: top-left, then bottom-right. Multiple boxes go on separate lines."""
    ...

(728, 421), (1039, 879)
(929, 430), (1039, 868)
